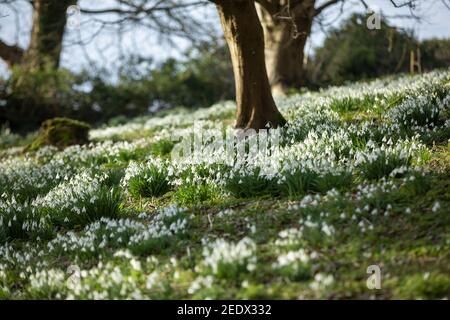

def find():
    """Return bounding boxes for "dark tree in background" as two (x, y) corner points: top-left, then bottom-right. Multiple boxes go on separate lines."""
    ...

(0, 0), (212, 131)
(310, 13), (417, 86)
(420, 38), (450, 71)
(308, 12), (450, 87)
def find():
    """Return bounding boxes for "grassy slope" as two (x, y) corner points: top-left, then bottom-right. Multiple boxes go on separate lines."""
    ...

(0, 71), (449, 299)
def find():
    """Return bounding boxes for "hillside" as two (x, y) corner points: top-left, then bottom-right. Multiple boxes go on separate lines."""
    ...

(0, 70), (449, 299)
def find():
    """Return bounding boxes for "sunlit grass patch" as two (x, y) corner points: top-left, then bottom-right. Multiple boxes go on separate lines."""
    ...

(393, 272), (450, 299)
(175, 183), (221, 207)
(354, 139), (425, 180)
(225, 168), (280, 199)
(149, 138), (175, 157)
(124, 161), (171, 198)
(198, 237), (257, 280)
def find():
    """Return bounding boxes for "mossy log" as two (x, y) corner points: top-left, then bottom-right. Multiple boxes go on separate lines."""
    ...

(27, 117), (90, 151)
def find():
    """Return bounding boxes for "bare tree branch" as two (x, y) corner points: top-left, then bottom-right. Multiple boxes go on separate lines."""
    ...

(315, 0), (343, 16)
(0, 38), (23, 66)
(389, 0), (417, 8)
(441, 0), (450, 10)
(75, 0), (214, 44)
(79, 1), (206, 16)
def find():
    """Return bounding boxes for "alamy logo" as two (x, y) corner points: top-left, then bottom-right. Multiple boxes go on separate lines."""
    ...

(366, 7), (381, 30)
(366, 265), (382, 289)
(170, 121), (281, 175)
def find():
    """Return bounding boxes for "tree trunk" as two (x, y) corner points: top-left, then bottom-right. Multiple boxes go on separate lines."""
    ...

(215, 0), (286, 130)
(0, 0), (75, 131)
(21, 0), (75, 69)
(256, 0), (315, 96)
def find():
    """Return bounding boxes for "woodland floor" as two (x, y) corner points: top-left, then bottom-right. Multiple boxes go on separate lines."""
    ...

(0, 70), (449, 299)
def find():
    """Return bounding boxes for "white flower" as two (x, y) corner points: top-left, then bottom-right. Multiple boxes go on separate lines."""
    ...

(432, 201), (440, 213)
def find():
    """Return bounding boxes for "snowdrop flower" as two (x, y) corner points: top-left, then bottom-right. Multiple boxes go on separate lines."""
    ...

(432, 202), (440, 213)
(309, 273), (335, 291)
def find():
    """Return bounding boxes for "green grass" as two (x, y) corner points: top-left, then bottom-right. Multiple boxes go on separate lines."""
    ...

(128, 165), (171, 198)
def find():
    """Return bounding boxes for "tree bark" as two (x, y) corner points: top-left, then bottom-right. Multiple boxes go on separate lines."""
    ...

(0, 41), (24, 67)
(12, 0), (75, 69)
(256, 0), (315, 95)
(215, 0), (286, 130)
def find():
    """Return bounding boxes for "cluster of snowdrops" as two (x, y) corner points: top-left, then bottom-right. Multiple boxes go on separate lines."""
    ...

(0, 70), (448, 299)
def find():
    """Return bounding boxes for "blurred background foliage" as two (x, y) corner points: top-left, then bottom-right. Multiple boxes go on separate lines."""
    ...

(307, 13), (450, 87)
(0, 41), (234, 132)
(0, 13), (448, 132)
